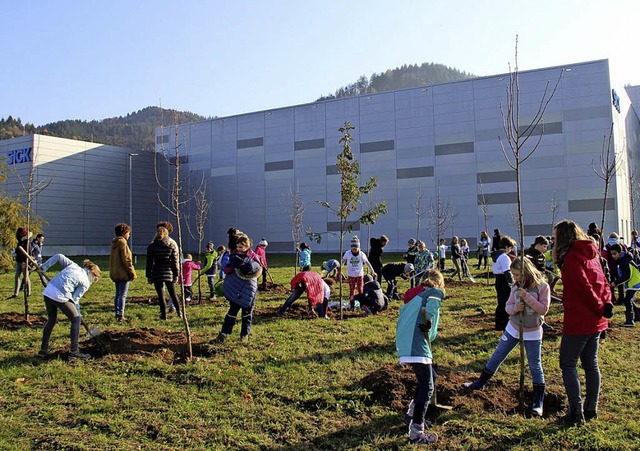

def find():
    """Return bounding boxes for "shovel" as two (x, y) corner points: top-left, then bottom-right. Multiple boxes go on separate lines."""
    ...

(18, 247), (103, 338)
(420, 307), (453, 411)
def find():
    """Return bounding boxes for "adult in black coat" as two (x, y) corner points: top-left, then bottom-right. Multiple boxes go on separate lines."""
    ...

(369, 235), (388, 284)
(146, 226), (181, 320)
(491, 229), (502, 253)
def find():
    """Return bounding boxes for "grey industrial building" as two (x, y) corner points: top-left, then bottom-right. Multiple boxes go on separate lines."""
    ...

(157, 58), (640, 253)
(0, 135), (158, 256)
(2, 58), (640, 255)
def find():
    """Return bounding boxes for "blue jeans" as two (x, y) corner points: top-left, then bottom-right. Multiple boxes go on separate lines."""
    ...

(114, 281), (130, 317)
(411, 363), (434, 424)
(485, 331), (545, 385)
(560, 333), (601, 412)
(207, 275), (215, 295)
(280, 285), (306, 313)
(41, 296), (82, 353)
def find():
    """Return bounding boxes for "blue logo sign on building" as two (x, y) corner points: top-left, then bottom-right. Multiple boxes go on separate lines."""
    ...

(7, 148), (32, 165)
(612, 89), (621, 113)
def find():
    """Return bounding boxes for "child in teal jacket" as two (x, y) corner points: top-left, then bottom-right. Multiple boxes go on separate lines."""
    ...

(395, 269), (445, 445)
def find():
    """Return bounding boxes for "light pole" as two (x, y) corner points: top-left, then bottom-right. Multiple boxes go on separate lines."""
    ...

(129, 153), (139, 263)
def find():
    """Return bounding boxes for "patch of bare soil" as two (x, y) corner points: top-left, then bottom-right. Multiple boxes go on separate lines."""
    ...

(81, 328), (218, 363)
(0, 312), (47, 330)
(445, 279), (480, 288)
(257, 303), (329, 320)
(258, 282), (289, 294)
(360, 363), (565, 419)
(258, 303), (369, 320)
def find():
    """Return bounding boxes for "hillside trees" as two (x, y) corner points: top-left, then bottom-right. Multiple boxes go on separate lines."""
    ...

(318, 62), (475, 100)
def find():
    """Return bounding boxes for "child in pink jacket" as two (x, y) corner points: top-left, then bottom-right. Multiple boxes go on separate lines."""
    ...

(181, 254), (201, 306)
(462, 257), (550, 417)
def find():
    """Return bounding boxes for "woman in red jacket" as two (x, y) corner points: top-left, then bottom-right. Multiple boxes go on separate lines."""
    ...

(553, 220), (611, 425)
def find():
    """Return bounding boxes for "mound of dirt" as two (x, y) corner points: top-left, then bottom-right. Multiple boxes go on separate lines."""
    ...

(82, 327), (218, 363)
(360, 364), (414, 410)
(360, 364), (565, 418)
(258, 282), (289, 294)
(0, 312), (47, 330)
(257, 304), (326, 320)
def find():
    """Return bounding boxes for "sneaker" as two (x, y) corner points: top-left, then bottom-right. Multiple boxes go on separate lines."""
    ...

(7, 294), (17, 299)
(36, 349), (53, 358)
(69, 351), (92, 360)
(621, 322), (635, 328)
(168, 307), (176, 314)
(116, 315), (125, 322)
(542, 322), (554, 332)
(409, 422), (438, 444)
(584, 410), (598, 421)
(240, 334), (249, 343)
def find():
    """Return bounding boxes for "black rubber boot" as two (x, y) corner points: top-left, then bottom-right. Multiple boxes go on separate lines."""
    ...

(558, 406), (585, 426)
(462, 368), (494, 390)
(531, 383), (545, 417)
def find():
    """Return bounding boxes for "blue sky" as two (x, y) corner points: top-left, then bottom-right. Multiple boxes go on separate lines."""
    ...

(2, 0), (639, 126)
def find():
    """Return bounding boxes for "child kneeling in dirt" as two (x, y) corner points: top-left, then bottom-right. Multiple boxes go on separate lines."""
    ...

(277, 271), (333, 318)
(213, 235), (262, 343)
(352, 274), (388, 315)
(461, 257), (550, 416)
(395, 269), (445, 444)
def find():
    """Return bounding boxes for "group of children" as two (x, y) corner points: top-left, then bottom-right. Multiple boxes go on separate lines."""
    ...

(20, 221), (627, 444)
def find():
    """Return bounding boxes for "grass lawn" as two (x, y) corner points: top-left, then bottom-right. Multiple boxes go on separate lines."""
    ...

(0, 253), (638, 450)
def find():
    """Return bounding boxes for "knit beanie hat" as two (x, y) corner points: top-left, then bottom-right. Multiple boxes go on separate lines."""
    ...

(258, 238), (268, 247)
(350, 236), (360, 249)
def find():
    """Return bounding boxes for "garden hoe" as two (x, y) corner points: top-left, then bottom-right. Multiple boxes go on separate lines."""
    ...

(18, 247), (103, 338)
(420, 307), (453, 411)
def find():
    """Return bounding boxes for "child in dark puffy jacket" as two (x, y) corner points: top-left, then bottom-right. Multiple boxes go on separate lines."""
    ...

(352, 275), (388, 315)
(213, 235), (262, 343)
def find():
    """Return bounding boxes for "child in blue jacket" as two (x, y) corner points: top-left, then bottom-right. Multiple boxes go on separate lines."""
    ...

(213, 235), (262, 343)
(396, 269), (445, 445)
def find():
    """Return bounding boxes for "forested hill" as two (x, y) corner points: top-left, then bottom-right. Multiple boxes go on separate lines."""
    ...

(0, 107), (207, 151)
(317, 62), (475, 100)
